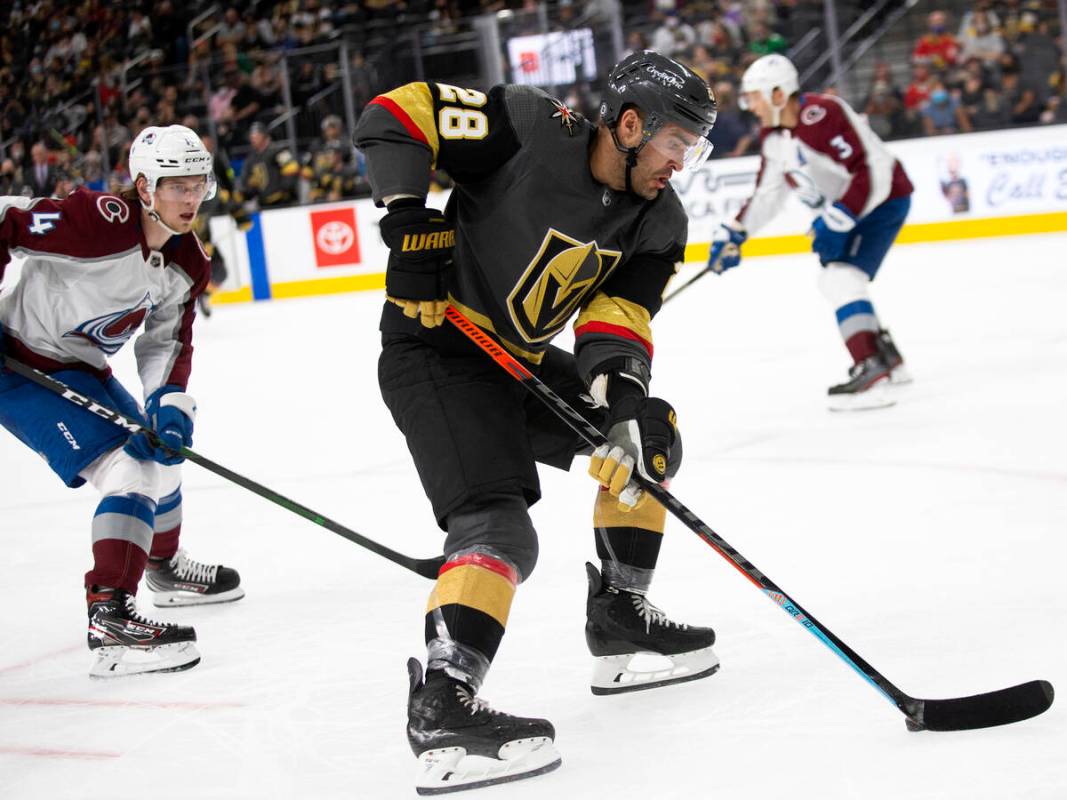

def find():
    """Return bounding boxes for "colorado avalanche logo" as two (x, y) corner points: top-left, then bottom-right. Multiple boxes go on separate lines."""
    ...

(785, 169), (825, 209)
(63, 292), (153, 355)
(801, 105), (827, 126)
(97, 195), (130, 224)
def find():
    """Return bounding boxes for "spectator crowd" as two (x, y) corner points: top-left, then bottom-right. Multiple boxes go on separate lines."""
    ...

(1, 0), (380, 207)
(1, 0), (1064, 210)
(866, 2), (1066, 139)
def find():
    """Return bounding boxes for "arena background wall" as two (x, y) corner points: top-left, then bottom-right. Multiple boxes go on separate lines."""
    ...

(9, 126), (1067, 299)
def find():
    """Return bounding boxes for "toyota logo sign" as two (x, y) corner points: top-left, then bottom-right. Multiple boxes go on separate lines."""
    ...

(316, 220), (355, 254)
(311, 207), (361, 267)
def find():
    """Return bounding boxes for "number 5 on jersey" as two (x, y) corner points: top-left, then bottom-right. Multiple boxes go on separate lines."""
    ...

(438, 84), (488, 141)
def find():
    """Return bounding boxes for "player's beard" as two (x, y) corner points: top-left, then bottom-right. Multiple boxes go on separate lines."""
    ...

(635, 167), (670, 200)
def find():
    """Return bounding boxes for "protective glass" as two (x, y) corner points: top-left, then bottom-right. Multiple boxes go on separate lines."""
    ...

(644, 124), (714, 172)
(156, 175), (217, 202)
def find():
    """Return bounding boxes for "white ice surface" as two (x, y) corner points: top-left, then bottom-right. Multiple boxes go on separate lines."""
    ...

(1, 234), (1065, 799)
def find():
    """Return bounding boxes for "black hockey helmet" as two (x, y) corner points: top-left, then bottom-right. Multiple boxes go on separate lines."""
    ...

(601, 50), (718, 141)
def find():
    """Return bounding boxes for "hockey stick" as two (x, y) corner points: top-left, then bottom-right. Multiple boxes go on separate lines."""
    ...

(2, 357), (445, 580)
(661, 244), (730, 305)
(444, 305), (1054, 731)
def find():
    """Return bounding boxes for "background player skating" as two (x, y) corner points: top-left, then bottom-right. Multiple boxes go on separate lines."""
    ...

(707, 54), (914, 411)
(355, 51), (718, 793)
(0, 124), (243, 678)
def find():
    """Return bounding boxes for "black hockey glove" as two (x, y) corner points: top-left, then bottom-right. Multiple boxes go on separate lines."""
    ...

(379, 198), (455, 328)
(589, 395), (677, 512)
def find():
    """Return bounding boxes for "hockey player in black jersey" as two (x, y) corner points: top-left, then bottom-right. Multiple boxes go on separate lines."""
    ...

(354, 51), (718, 794)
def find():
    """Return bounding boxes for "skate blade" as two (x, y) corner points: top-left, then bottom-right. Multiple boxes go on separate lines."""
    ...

(590, 647), (720, 695)
(827, 381), (895, 412)
(151, 586), (246, 607)
(415, 737), (561, 795)
(889, 365), (913, 385)
(89, 642), (201, 678)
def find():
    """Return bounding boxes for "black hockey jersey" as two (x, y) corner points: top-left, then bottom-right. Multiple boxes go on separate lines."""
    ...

(354, 81), (688, 379)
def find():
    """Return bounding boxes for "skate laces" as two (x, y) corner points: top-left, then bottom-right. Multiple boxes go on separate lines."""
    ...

(121, 593), (169, 628)
(172, 549), (219, 583)
(630, 593), (688, 633)
(455, 686), (499, 717)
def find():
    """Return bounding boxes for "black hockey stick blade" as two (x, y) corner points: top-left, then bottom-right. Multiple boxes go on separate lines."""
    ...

(907, 679), (1054, 732)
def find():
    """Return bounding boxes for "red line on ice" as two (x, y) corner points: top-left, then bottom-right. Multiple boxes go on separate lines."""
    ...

(0, 645), (83, 675)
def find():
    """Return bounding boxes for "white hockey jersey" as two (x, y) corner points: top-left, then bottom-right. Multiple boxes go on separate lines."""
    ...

(736, 93), (913, 234)
(0, 189), (210, 397)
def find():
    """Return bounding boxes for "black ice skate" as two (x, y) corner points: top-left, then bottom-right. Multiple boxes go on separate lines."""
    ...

(877, 328), (912, 385)
(406, 658), (561, 795)
(145, 548), (245, 607)
(827, 354), (895, 411)
(87, 588), (200, 678)
(585, 563), (719, 695)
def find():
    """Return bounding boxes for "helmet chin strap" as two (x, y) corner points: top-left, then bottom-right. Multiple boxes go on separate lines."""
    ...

(609, 126), (645, 197)
(142, 191), (183, 238)
(771, 103), (783, 128)
(765, 89), (787, 127)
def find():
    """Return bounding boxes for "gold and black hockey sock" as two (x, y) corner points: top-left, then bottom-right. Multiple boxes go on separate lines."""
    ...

(593, 487), (666, 593)
(424, 551), (518, 689)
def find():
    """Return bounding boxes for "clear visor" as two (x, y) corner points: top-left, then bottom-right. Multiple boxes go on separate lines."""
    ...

(155, 174), (217, 202)
(644, 125), (714, 172)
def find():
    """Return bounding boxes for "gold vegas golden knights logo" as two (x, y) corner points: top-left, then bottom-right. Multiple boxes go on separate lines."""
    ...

(507, 229), (621, 343)
(652, 454), (667, 476)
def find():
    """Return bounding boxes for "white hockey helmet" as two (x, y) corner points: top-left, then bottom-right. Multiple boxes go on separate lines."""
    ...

(739, 54), (800, 122)
(128, 124), (216, 200)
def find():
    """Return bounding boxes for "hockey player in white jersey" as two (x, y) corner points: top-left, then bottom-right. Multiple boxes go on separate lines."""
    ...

(707, 55), (914, 410)
(0, 125), (244, 677)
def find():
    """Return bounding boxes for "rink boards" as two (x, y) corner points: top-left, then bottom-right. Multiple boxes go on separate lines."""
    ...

(210, 122), (1067, 302)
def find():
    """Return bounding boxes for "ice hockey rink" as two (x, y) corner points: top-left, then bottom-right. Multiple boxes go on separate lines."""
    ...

(2, 231), (1065, 799)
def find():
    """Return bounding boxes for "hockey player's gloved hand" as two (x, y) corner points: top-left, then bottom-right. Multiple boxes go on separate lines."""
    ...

(810, 202), (857, 263)
(708, 222), (746, 273)
(379, 198), (454, 328)
(589, 396), (677, 512)
(124, 386), (196, 466)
